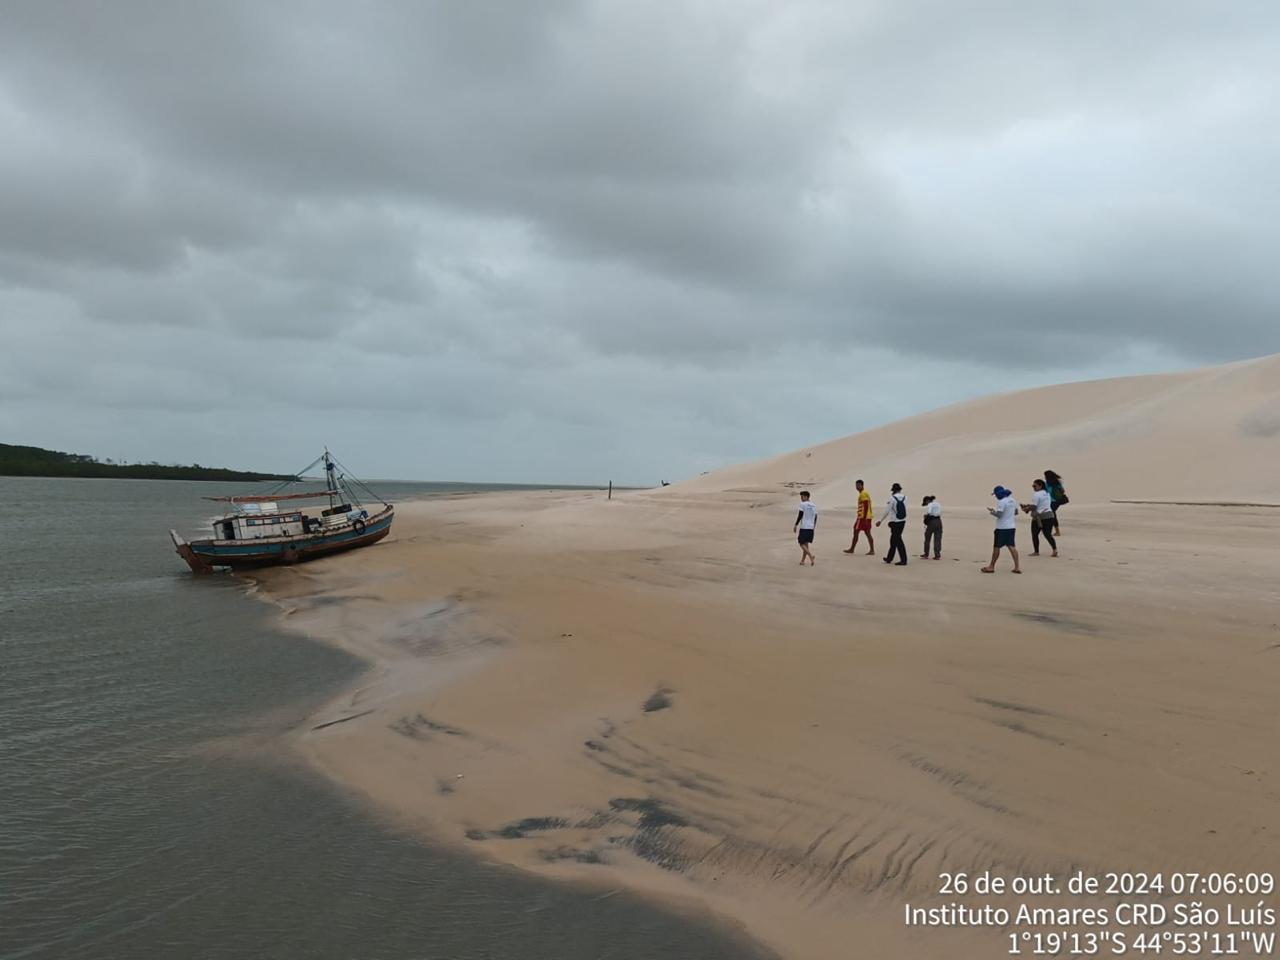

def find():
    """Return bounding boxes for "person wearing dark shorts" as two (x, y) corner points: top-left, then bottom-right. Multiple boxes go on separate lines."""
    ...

(794, 490), (817, 566)
(982, 485), (1021, 574)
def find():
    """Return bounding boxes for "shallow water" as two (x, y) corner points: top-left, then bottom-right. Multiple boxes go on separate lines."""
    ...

(0, 477), (770, 959)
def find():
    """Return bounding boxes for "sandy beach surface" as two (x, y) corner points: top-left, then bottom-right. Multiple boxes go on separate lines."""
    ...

(255, 355), (1279, 959)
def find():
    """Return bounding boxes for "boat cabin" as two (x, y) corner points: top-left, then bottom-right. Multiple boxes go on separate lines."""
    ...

(216, 502), (306, 540)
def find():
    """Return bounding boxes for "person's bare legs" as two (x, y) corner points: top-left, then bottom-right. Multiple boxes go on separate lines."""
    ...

(1010, 546), (1022, 573)
(981, 546), (999, 572)
(844, 528), (874, 554)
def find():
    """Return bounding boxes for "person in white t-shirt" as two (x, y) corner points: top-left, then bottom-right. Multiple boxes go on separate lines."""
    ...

(981, 485), (1022, 574)
(919, 495), (942, 559)
(1024, 479), (1059, 557)
(793, 490), (818, 566)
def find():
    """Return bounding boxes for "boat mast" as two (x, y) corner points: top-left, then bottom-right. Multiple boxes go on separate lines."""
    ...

(324, 448), (340, 508)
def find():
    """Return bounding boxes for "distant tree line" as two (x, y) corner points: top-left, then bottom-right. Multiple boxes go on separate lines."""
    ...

(0, 443), (295, 482)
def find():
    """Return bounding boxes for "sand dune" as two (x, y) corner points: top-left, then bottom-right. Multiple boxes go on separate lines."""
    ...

(676, 352), (1280, 506)
(255, 355), (1280, 960)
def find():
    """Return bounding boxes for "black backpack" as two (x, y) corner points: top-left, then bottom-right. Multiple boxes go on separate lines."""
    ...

(894, 495), (906, 520)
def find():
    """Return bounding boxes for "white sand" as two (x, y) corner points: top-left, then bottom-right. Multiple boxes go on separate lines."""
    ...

(255, 353), (1280, 959)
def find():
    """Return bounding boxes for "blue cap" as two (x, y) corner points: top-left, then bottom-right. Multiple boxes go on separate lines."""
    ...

(992, 485), (1009, 498)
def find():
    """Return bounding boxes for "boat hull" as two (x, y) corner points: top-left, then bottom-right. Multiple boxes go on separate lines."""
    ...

(172, 507), (394, 573)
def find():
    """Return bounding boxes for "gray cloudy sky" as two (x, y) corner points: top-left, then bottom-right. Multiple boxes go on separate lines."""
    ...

(3, 1), (1277, 483)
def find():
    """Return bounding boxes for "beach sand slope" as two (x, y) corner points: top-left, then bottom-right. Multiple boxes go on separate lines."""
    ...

(257, 355), (1279, 959)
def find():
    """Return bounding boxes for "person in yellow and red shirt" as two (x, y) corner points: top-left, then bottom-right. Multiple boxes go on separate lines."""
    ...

(843, 479), (876, 555)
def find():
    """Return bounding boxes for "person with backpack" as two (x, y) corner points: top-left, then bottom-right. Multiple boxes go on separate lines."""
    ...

(875, 482), (908, 565)
(920, 495), (942, 559)
(1044, 469), (1068, 536)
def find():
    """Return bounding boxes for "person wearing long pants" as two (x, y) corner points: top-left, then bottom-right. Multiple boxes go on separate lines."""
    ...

(920, 495), (942, 559)
(887, 520), (907, 564)
(1045, 469), (1068, 536)
(1029, 480), (1058, 556)
(876, 483), (909, 565)
(1030, 515), (1052, 554)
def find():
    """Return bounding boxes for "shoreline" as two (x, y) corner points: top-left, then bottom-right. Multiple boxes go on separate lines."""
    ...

(243, 491), (782, 955)
(249, 488), (1279, 959)
(239, 504), (780, 958)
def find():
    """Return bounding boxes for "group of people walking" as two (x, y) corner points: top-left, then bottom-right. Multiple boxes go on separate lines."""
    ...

(792, 471), (1068, 572)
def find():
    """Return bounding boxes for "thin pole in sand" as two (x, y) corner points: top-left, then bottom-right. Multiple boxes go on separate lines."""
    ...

(608, 481), (612, 500)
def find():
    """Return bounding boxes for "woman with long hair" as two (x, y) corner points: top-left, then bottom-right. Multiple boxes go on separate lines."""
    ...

(1044, 469), (1068, 536)
(1028, 479), (1058, 556)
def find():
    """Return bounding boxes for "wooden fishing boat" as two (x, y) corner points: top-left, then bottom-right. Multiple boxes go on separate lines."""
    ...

(170, 450), (393, 574)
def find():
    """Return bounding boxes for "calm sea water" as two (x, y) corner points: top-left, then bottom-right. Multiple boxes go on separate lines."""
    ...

(0, 477), (770, 960)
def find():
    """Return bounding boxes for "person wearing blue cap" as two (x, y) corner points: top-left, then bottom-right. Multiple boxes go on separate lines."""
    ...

(981, 485), (1022, 574)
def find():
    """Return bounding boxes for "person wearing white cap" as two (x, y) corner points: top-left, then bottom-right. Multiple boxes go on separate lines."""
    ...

(981, 485), (1022, 574)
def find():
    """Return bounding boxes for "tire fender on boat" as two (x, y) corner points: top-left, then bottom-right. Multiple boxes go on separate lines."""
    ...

(352, 519), (367, 535)
(281, 546), (300, 564)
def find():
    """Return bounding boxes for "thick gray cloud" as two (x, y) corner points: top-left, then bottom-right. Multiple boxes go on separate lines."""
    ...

(2, 0), (1277, 482)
